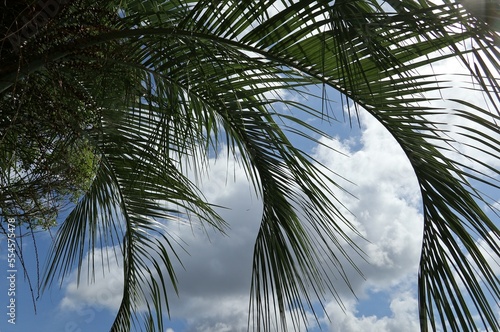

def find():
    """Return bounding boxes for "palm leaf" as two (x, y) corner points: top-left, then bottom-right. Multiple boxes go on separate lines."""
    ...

(1, 0), (498, 331)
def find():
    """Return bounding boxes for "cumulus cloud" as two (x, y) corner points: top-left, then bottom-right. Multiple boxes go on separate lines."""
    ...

(59, 103), (427, 331)
(163, 107), (426, 329)
(59, 155), (263, 330)
(59, 246), (124, 312)
(159, 157), (263, 331)
(413, 49), (500, 178)
(58, 53), (499, 331)
(312, 108), (423, 294)
(325, 292), (420, 332)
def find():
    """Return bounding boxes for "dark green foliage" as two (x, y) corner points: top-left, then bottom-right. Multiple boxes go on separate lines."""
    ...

(0, 1), (499, 331)
(0, 64), (99, 228)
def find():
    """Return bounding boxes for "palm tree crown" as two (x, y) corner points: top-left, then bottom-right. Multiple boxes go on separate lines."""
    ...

(0, 0), (498, 331)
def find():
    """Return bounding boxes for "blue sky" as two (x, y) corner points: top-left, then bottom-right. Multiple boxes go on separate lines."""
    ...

(1, 44), (499, 332)
(0, 87), (421, 332)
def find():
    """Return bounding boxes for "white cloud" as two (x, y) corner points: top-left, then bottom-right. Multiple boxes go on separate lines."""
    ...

(312, 108), (423, 294)
(159, 157), (263, 331)
(325, 292), (420, 332)
(161, 107), (425, 330)
(59, 105), (426, 331)
(59, 53), (499, 331)
(412, 50), (500, 178)
(59, 246), (124, 312)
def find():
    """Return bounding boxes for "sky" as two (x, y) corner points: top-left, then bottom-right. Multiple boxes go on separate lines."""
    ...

(1, 19), (500, 332)
(0, 96), (427, 332)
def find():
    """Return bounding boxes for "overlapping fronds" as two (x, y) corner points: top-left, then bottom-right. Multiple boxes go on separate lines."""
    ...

(1, 0), (499, 331)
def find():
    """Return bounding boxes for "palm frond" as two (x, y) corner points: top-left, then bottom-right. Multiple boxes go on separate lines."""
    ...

(2, 0), (498, 331)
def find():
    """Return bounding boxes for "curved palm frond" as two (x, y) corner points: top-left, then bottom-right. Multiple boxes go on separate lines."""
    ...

(169, 1), (500, 330)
